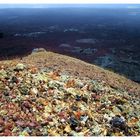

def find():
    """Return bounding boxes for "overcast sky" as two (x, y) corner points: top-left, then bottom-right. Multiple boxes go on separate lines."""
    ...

(0, 0), (140, 4)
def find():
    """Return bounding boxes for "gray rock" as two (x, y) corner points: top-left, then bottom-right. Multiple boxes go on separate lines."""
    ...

(0, 69), (7, 79)
(76, 38), (97, 44)
(15, 63), (26, 71)
(32, 48), (46, 54)
(59, 44), (71, 48)
(92, 124), (102, 135)
(110, 116), (126, 129)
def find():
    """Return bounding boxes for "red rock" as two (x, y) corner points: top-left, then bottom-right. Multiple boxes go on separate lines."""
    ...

(16, 120), (25, 127)
(3, 129), (12, 136)
(4, 122), (14, 130)
(0, 118), (4, 125)
(22, 101), (31, 109)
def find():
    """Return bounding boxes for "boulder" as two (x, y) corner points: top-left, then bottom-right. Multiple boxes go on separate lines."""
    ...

(32, 48), (46, 54)
(15, 63), (26, 71)
(0, 69), (7, 79)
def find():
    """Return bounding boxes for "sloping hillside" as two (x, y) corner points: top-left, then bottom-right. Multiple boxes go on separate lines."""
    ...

(4, 51), (139, 95)
(0, 51), (140, 136)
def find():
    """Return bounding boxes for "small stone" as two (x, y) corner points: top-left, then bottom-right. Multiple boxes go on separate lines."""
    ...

(32, 48), (46, 54)
(80, 115), (89, 122)
(0, 81), (5, 91)
(110, 116), (126, 130)
(44, 104), (52, 113)
(112, 106), (121, 115)
(19, 86), (29, 95)
(104, 114), (112, 122)
(0, 118), (4, 126)
(91, 93), (100, 101)
(28, 122), (37, 128)
(23, 127), (32, 134)
(16, 120), (25, 127)
(69, 117), (78, 130)
(35, 73), (48, 82)
(137, 120), (140, 132)
(75, 126), (82, 132)
(11, 76), (18, 83)
(0, 126), (4, 133)
(0, 69), (7, 79)
(30, 88), (38, 95)
(92, 124), (102, 135)
(80, 121), (86, 126)
(64, 125), (71, 133)
(66, 79), (75, 88)
(60, 75), (69, 82)
(76, 81), (84, 88)
(21, 101), (31, 109)
(82, 96), (88, 103)
(47, 81), (55, 89)
(66, 88), (78, 96)
(109, 112), (116, 118)
(0, 110), (8, 115)
(71, 106), (78, 111)
(69, 131), (78, 136)
(15, 63), (26, 71)
(19, 131), (29, 136)
(3, 91), (9, 96)
(60, 119), (66, 123)
(75, 95), (82, 101)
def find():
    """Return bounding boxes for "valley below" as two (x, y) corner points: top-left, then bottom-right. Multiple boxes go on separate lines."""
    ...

(0, 7), (140, 82)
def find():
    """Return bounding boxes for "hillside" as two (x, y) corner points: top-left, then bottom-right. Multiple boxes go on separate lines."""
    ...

(0, 50), (140, 136)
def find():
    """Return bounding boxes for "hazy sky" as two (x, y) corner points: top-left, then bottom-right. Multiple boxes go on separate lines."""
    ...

(0, 0), (140, 4)
(0, 1), (140, 9)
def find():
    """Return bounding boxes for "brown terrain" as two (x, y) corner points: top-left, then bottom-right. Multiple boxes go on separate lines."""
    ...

(0, 7), (140, 135)
(0, 50), (140, 136)
(1, 50), (140, 95)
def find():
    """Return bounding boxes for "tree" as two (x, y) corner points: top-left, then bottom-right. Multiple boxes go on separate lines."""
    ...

(0, 32), (4, 38)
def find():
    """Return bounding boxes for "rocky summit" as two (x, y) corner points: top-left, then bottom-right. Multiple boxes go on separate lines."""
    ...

(0, 51), (140, 136)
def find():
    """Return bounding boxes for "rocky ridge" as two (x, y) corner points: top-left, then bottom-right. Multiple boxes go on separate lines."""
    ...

(0, 50), (140, 136)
